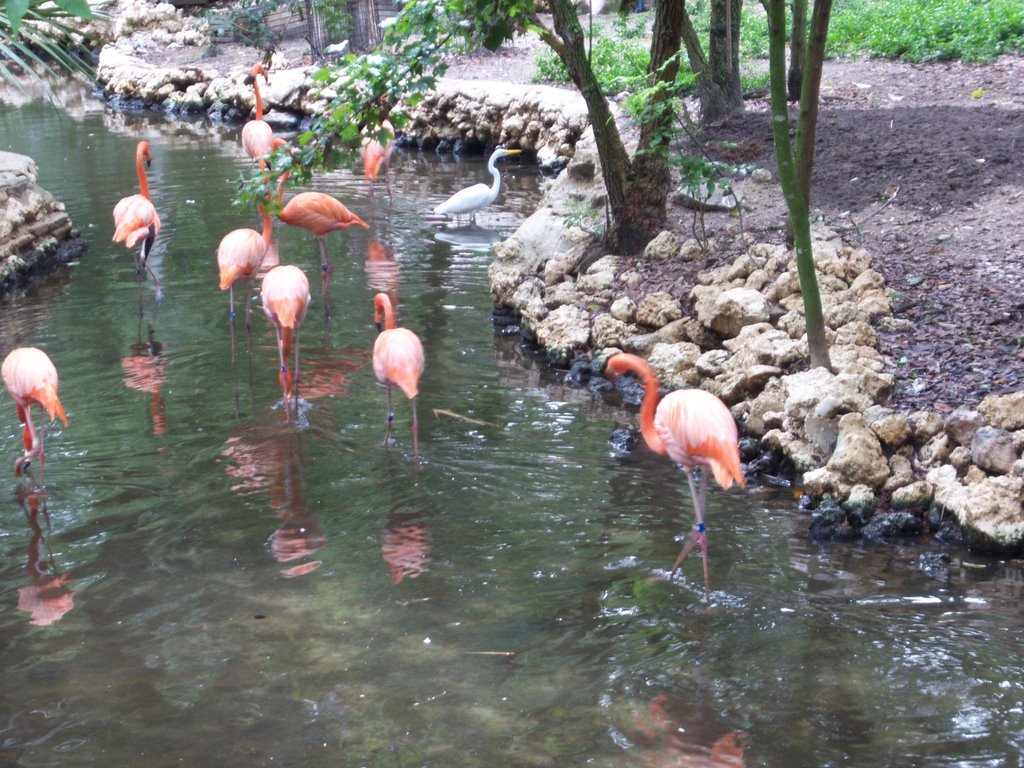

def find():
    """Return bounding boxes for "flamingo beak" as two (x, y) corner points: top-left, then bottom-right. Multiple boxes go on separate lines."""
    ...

(14, 456), (28, 477)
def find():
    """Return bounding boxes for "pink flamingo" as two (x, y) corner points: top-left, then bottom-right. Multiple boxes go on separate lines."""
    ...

(372, 292), (424, 454)
(361, 119), (395, 199)
(217, 202), (274, 332)
(605, 353), (744, 585)
(261, 264), (311, 418)
(2, 347), (68, 486)
(242, 63), (274, 168)
(113, 140), (162, 293)
(277, 187), (369, 316)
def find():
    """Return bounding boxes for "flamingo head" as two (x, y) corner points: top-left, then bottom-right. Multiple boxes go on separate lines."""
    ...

(138, 140), (153, 169)
(247, 62), (269, 84)
(14, 455), (29, 477)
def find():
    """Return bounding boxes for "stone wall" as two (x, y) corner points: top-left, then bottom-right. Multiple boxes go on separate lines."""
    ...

(94, 1), (590, 164)
(0, 152), (86, 295)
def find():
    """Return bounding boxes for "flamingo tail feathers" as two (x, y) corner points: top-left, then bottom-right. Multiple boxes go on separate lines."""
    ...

(29, 382), (67, 426)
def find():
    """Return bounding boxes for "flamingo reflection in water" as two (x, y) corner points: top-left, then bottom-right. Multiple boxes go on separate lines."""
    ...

(630, 693), (746, 768)
(15, 490), (75, 627)
(121, 323), (167, 437)
(364, 238), (400, 308)
(222, 427), (325, 578)
(381, 507), (432, 584)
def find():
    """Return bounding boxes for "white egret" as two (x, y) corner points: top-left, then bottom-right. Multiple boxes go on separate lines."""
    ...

(433, 148), (522, 222)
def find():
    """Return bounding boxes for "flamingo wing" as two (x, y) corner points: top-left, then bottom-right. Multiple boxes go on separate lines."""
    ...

(217, 228), (267, 289)
(372, 328), (424, 400)
(242, 119), (275, 162)
(654, 389), (744, 490)
(2, 348), (67, 425)
(261, 265), (311, 330)
(113, 195), (161, 248)
(279, 192), (369, 235)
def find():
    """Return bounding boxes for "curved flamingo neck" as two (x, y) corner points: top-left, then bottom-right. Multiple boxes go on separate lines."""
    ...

(258, 203), (273, 247)
(136, 142), (151, 200)
(607, 354), (667, 456)
(374, 293), (395, 330)
(250, 64), (267, 120)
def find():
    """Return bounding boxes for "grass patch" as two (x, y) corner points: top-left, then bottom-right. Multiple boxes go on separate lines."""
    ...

(531, 0), (1024, 93)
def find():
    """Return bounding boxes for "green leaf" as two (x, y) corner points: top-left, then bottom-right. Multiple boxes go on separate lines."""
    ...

(52, 0), (93, 18)
(7, 0), (30, 35)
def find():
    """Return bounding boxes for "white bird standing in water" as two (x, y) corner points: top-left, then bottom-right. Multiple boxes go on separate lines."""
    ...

(433, 148), (521, 222)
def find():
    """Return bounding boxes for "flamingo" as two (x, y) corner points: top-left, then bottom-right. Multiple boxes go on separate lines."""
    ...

(277, 189), (369, 317)
(242, 63), (274, 168)
(217, 202), (273, 334)
(604, 353), (744, 585)
(2, 347), (68, 486)
(261, 264), (311, 418)
(361, 119), (394, 199)
(112, 140), (162, 293)
(372, 292), (424, 454)
(433, 147), (521, 223)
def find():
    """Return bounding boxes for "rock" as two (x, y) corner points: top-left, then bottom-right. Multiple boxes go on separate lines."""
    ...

(635, 291), (682, 328)
(890, 481), (934, 510)
(927, 465), (1024, 555)
(865, 409), (912, 450)
(908, 410), (945, 444)
(826, 413), (890, 489)
(696, 286), (769, 338)
(883, 454), (916, 493)
(978, 392), (1024, 431)
(949, 445), (973, 473)
(592, 313), (632, 350)
(945, 407), (985, 446)
(971, 426), (1019, 475)
(609, 296), (635, 323)
(647, 342), (702, 389)
(863, 511), (924, 540)
(643, 230), (681, 261)
(534, 304), (590, 366)
(919, 432), (952, 467)
(843, 484), (877, 516)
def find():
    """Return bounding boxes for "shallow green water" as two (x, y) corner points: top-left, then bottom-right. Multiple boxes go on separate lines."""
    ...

(0, 91), (1021, 768)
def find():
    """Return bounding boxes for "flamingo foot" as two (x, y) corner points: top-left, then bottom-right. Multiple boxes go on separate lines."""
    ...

(670, 524), (709, 582)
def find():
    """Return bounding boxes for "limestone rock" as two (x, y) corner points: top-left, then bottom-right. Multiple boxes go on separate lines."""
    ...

(635, 291), (682, 328)
(927, 465), (1024, 554)
(534, 304), (590, 364)
(945, 407), (985, 446)
(647, 342), (702, 389)
(978, 392), (1024, 431)
(697, 286), (769, 338)
(643, 230), (681, 261)
(827, 413), (890, 489)
(971, 426), (1019, 475)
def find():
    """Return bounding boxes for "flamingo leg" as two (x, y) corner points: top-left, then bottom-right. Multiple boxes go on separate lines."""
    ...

(244, 279), (255, 333)
(411, 396), (419, 458)
(14, 407), (38, 477)
(292, 329), (300, 417)
(317, 236), (333, 320)
(384, 384), (394, 445)
(273, 325), (289, 421)
(670, 469), (710, 587)
(229, 285), (237, 363)
(140, 227), (162, 298)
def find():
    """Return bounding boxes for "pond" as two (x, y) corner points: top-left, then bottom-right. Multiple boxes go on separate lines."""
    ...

(0, 86), (1022, 768)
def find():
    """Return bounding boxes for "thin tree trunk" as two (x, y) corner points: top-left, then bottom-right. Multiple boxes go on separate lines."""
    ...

(788, 0), (807, 101)
(698, 0), (743, 123)
(764, 0), (831, 370)
(794, 0), (832, 209)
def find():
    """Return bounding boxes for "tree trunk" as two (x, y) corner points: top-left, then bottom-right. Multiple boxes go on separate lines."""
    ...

(698, 0), (743, 123)
(794, 0), (832, 209)
(788, 0), (807, 101)
(546, 0), (684, 252)
(763, 0), (831, 371)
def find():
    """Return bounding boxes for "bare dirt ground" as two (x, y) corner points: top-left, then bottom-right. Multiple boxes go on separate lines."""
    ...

(168, 27), (1024, 413)
(693, 55), (1024, 414)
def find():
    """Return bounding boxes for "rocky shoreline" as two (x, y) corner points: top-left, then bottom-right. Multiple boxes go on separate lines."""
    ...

(8, 0), (1023, 555)
(0, 152), (87, 296)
